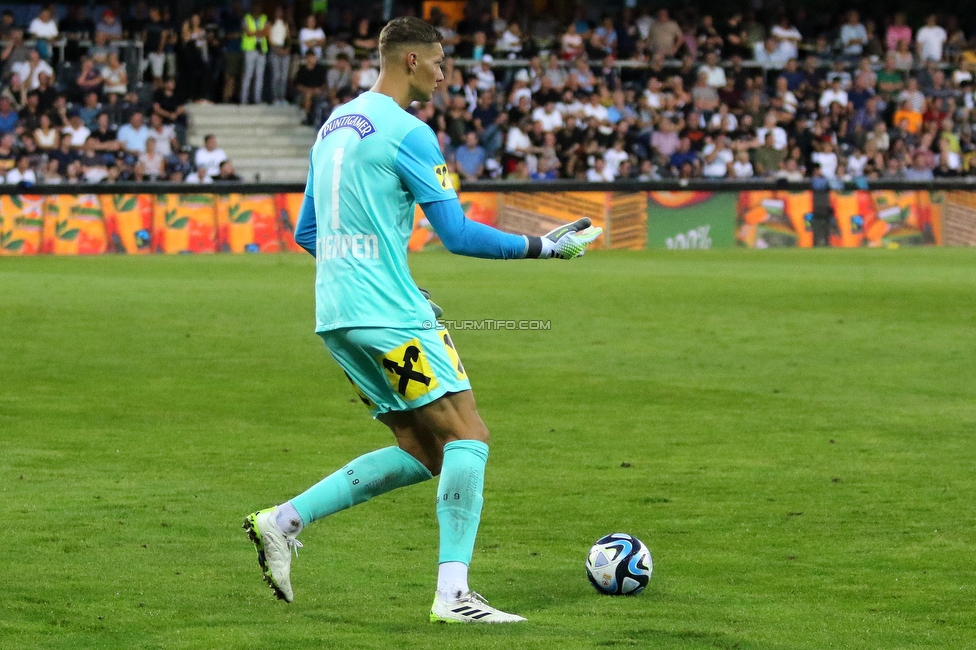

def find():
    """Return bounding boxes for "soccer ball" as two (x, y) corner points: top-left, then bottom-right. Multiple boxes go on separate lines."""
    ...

(585, 533), (653, 595)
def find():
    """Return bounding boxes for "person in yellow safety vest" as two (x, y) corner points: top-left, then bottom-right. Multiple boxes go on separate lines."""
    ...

(240, 2), (270, 104)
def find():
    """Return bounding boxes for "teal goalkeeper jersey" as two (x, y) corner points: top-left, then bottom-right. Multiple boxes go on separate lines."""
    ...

(306, 92), (457, 332)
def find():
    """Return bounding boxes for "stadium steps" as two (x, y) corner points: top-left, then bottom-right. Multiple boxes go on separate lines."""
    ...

(185, 103), (315, 183)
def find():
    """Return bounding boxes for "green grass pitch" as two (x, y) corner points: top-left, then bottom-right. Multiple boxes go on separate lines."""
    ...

(1, 249), (975, 649)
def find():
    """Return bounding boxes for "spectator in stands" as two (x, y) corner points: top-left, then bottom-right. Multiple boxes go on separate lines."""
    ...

(28, 7), (59, 60)
(886, 13), (912, 54)
(5, 153), (36, 185)
(179, 13), (211, 103)
(78, 135), (111, 182)
(184, 164), (212, 184)
(99, 53), (127, 99)
(586, 155), (614, 181)
(34, 112), (58, 150)
(153, 78), (186, 126)
(299, 14), (325, 59)
(268, 7), (291, 106)
(840, 11), (867, 59)
(167, 145), (194, 181)
(455, 131), (486, 181)
(474, 55), (497, 92)
(48, 132), (77, 172)
(194, 134), (227, 178)
(916, 15), (947, 63)
(147, 113), (177, 158)
(139, 137), (165, 179)
(142, 7), (172, 86)
(77, 92), (102, 130)
(240, 3), (269, 105)
(351, 18), (378, 60)
(90, 112), (121, 153)
(0, 95), (18, 135)
(325, 53), (352, 102)
(75, 58), (105, 101)
(295, 51), (326, 120)
(0, 10), (15, 42)
(118, 111), (151, 155)
(97, 10), (123, 43)
(217, 160), (243, 181)
(62, 111), (92, 148)
(648, 9), (683, 57)
(14, 49), (54, 91)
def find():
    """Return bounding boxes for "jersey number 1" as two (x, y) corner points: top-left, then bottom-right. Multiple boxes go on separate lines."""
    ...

(331, 147), (344, 229)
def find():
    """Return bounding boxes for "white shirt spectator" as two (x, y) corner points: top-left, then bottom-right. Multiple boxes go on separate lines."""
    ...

(532, 106), (564, 132)
(708, 111), (738, 132)
(847, 153), (868, 176)
(643, 88), (663, 109)
(586, 164), (614, 182)
(581, 102), (609, 123)
(702, 155), (729, 178)
(12, 59), (54, 90)
(186, 169), (214, 184)
(698, 64), (726, 88)
(557, 97), (585, 118)
(270, 19), (288, 48)
(771, 25), (801, 60)
(29, 16), (59, 40)
(819, 87), (849, 110)
(475, 59), (497, 92)
(811, 151), (839, 178)
(916, 25), (947, 62)
(732, 159), (754, 178)
(299, 26), (326, 58)
(5, 168), (36, 184)
(357, 65), (378, 91)
(102, 64), (127, 95)
(840, 23), (868, 56)
(756, 126), (788, 151)
(604, 147), (629, 177)
(149, 125), (176, 157)
(195, 147), (227, 178)
(504, 126), (531, 156)
(62, 124), (91, 147)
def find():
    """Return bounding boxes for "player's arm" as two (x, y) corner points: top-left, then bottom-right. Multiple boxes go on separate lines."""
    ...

(294, 154), (316, 256)
(421, 200), (600, 259)
(396, 126), (600, 260)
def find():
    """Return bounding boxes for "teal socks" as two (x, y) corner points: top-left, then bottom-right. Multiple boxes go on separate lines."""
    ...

(290, 446), (433, 525)
(436, 440), (489, 565)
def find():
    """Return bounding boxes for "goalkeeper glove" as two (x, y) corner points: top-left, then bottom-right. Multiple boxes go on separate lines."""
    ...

(418, 287), (443, 319)
(525, 218), (603, 259)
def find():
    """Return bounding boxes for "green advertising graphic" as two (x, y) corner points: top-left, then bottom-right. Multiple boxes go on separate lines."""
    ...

(646, 192), (738, 249)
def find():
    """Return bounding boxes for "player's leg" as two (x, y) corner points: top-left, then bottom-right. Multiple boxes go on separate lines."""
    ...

(243, 328), (439, 602)
(411, 391), (525, 623)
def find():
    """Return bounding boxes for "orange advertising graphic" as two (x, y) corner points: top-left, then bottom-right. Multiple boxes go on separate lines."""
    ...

(736, 190), (941, 248)
(153, 193), (218, 254)
(217, 194), (281, 253)
(275, 192), (306, 253)
(41, 194), (108, 255)
(0, 194), (45, 255)
(102, 194), (154, 254)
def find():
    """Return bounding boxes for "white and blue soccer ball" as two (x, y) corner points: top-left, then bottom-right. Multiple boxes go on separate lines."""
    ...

(585, 533), (653, 595)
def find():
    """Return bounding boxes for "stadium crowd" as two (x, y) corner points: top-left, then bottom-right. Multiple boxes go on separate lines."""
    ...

(2, 3), (976, 185)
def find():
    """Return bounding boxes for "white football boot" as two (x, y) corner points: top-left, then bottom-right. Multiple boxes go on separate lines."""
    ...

(242, 506), (303, 603)
(429, 591), (527, 623)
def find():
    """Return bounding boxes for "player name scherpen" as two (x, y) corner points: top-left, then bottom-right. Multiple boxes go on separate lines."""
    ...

(316, 234), (380, 260)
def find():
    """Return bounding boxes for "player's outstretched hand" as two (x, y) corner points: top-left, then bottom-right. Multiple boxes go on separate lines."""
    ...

(418, 287), (444, 318)
(541, 218), (603, 259)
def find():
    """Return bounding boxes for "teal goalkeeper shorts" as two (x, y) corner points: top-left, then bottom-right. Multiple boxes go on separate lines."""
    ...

(318, 326), (472, 417)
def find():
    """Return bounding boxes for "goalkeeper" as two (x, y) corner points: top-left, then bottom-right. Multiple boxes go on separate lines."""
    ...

(243, 16), (600, 624)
